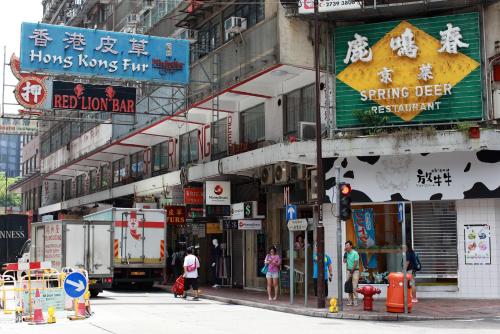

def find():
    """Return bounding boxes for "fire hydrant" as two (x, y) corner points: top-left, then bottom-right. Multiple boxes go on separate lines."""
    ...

(356, 285), (381, 311)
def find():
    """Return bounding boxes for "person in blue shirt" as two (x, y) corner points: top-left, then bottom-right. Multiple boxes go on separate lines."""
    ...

(313, 250), (333, 297)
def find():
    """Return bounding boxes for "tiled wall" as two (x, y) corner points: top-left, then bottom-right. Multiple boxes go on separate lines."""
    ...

(456, 199), (499, 298)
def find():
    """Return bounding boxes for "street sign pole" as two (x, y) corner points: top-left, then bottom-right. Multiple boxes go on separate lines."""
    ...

(289, 229), (294, 305)
(304, 223), (308, 306)
(401, 203), (408, 314)
(335, 166), (343, 312)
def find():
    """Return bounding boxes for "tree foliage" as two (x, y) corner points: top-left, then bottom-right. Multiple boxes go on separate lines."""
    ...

(0, 172), (21, 207)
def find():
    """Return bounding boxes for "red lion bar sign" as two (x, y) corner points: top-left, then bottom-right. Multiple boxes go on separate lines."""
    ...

(51, 80), (136, 113)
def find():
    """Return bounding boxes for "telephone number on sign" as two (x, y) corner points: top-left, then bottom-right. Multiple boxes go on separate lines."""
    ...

(324, 0), (358, 6)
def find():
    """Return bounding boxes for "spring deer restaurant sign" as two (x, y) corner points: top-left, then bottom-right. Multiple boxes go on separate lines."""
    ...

(335, 13), (482, 128)
(19, 22), (189, 84)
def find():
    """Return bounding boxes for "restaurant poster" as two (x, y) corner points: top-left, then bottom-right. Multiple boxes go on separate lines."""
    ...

(464, 224), (491, 265)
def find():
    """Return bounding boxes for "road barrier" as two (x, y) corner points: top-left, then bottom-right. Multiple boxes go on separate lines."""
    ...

(0, 265), (92, 324)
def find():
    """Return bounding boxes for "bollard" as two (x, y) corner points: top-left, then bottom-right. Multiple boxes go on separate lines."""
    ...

(328, 298), (338, 313)
(47, 307), (56, 324)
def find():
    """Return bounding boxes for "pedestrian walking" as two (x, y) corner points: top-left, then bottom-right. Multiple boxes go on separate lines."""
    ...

(313, 249), (333, 298)
(405, 243), (421, 303)
(345, 240), (360, 306)
(263, 246), (281, 301)
(183, 247), (200, 301)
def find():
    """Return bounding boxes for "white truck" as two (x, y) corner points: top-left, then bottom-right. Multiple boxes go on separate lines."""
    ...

(30, 219), (114, 297)
(83, 208), (167, 287)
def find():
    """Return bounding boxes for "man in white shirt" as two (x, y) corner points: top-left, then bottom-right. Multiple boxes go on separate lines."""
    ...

(183, 247), (200, 300)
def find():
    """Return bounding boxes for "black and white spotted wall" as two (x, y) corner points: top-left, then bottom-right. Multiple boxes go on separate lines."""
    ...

(324, 150), (500, 203)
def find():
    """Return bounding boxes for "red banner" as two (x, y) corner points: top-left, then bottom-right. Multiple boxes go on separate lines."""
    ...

(184, 187), (203, 205)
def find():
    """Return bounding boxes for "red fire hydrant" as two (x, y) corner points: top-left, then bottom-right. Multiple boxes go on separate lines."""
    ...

(356, 285), (381, 311)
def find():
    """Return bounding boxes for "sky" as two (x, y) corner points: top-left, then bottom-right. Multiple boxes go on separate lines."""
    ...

(0, 0), (43, 114)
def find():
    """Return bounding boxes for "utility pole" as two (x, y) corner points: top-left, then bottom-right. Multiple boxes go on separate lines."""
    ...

(314, 0), (326, 309)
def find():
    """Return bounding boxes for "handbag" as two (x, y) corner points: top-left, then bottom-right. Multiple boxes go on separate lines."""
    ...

(344, 277), (353, 293)
(261, 264), (269, 275)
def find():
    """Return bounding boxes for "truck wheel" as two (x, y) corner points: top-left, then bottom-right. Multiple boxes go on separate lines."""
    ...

(90, 290), (99, 298)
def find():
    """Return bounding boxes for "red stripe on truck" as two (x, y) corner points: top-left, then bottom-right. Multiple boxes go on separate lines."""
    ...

(114, 221), (165, 228)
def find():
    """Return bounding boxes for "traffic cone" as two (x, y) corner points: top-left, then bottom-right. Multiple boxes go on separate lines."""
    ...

(68, 296), (86, 320)
(29, 289), (46, 325)
(84, 291), (92, 318)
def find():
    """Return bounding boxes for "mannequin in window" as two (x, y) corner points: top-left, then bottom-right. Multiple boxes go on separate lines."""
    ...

(210, 238), (223, 287)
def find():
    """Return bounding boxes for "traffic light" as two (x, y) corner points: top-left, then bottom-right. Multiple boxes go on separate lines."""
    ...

(339, 182), (352, 221)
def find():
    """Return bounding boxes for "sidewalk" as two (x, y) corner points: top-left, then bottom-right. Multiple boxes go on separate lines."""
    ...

(155, 284), (500, 321)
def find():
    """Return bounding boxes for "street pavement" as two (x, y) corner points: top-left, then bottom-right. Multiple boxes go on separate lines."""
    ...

(0, 290), (499, 333)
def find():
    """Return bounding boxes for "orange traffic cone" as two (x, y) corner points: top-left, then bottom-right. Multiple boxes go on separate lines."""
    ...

(29, 289), (46, 325)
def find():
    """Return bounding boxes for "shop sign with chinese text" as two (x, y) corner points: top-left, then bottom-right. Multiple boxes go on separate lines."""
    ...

(335, 13), (482, 128)
(20, 22), (189, 84)
(0, 118), (38, 135)
(184, 187), (203, 205)
(52, 81), (136, 113)
(298, 0), (361, 15)
(165, 205), (186, 225)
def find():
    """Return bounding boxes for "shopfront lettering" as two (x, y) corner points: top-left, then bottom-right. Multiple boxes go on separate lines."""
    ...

(417, 168), (452, 187)
(0, 230), (25, 239)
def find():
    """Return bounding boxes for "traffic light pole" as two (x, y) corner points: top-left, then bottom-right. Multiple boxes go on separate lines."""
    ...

(335, 166), (343, 311)
(313, 0), (326, 309)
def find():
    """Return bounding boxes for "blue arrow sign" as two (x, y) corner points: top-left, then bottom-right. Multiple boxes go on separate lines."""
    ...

(64, 272), (87, 299)
(286, 204), (297, 222)
(398, 202), (404, 223)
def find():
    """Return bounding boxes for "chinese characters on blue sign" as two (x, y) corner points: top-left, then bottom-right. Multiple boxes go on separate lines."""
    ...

(19, 22), (190, 84)
(417, 168), (452, 187)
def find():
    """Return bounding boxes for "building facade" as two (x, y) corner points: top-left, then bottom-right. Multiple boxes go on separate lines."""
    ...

(27, 0), (500, 299)
(0, 134), (21, 177)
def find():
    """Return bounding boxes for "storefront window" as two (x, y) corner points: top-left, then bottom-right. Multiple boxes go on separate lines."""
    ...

(76, 174), (84, 197)
(100, 164), (110, 190)
(112, 158), (125, 185)
(152, 141), (169, 175)
(283, 84), (316, 135)
(211, 118), (227, 159)
(89, 169), (97, 193)
(240, 104), (265, 145)
(180, 129), (198, 167)
(130, 151), (144, 180)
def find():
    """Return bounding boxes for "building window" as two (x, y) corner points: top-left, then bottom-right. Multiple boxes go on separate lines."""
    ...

(89, 169), (97, 193)
(100, 164), (110, 190)
(50, 128), (62, 152)
(152, 141), (169, 175)
(283, 84), (316, 135)
(241, 104), (265, 145)
(112, 158), (126, 185)
(64, 179), (72, 200)
(222, 0), (265, 43)
(212, 118), (228, 159)
(76, 174), (84, 197)
(71, 120), (80, 140)
(179, 129), (198, 167)
(130, 151), (144, 181)
(62, 123), (71, 146)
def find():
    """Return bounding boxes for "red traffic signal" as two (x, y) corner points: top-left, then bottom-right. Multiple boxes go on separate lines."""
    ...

(340, 183), (352, 196)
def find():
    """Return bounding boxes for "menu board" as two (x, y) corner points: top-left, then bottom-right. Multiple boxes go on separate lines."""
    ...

(464, 225), (491, 265)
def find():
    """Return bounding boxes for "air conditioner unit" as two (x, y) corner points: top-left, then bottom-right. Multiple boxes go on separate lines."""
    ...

(143, 0), (155, 9)
(298, 122), (327, 141)
(274, 162), (290, 184)
(290, 164), (307, 181)
(307, 168), (318, 202)
(126, 14), (140, 24)
(224, 17), (247, 34)
(260, 165), (274, 185)
(172, 28), (198, 44)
